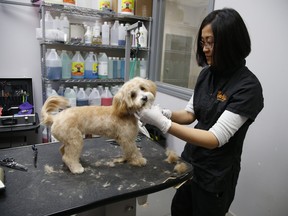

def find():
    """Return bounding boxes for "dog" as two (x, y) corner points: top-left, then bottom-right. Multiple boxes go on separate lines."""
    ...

(41, 77), (157, 174)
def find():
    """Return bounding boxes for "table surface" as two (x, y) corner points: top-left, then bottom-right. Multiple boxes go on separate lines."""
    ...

(0, 135), (193, 216)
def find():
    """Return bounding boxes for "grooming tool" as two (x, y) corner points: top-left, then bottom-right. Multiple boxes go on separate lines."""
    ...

(0, 158), (28, 172)
(32, 145), (38, 168)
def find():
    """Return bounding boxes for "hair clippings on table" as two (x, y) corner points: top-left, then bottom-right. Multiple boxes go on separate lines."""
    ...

(0, 158), (28, 172)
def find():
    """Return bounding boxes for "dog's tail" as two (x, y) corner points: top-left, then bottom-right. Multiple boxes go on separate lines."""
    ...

(41, 96), (70, 126)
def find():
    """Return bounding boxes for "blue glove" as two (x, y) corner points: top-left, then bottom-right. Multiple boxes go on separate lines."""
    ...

(139, 105), (172, 134)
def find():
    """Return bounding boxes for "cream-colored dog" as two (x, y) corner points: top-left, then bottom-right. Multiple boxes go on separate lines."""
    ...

(41, 77), (156, 174)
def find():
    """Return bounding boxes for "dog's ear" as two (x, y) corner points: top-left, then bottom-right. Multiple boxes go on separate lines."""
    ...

(143, 79), (157, 97)
(112, 90), (128, 115)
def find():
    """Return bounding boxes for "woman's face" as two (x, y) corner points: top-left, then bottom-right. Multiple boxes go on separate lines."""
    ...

(201, 24), (214, 65)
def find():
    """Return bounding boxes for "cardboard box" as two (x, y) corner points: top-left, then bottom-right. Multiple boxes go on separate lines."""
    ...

(135, 0), (153, 17)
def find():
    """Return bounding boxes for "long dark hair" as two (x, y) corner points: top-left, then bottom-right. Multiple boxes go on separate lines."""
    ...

(196, 8), (251, 72)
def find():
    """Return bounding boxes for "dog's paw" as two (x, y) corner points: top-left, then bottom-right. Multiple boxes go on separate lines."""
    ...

(129, 157), (147, 167)
(69, 164), (85, 174)
(113, 157), (127, 164)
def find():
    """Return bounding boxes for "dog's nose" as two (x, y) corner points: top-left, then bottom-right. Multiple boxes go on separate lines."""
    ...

(142, 96), (148, 102)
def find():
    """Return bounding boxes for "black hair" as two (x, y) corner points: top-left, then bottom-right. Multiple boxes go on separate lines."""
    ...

(196, 8), (251, 72)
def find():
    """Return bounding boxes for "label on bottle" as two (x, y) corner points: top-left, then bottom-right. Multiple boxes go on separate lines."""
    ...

(98, 61), (108, 79)
(63, 0), (75, 5)
(121, 0), (134, 14)
(99, 0), (111, 10)
(72, 62), (84, 78)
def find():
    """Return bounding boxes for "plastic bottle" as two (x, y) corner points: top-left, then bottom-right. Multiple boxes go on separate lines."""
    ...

(101, 87), (113, 106)
(73, 85), (78, 94)
(44, 11), (54, 31)
(71, 51), (85, 79)
(84, 52), (98, 79)
(140, 58), (147, 78)
(112, 57), (118, 78)
(110, 20), (119, 46)
(97, 85), (104, 95)
(64, 87), (77, 107)
(61, 16), (70, 43)
(46, 84), (59, 97)
(46, 49), (62, 80)
(138, 23), (148, 48)
(84, 25), (93, 45)
(99, 0), (111, 10)
(118, 23), (126, 46)
(108, 57), (114, 78)
(92, 20), (102, 45)
(120, 57), (125, 79)
(118, 0), (134, 15)
(42, 126), (48, 143)
(88, 88), (101, 106)
(63, 0), (75, 5)
(101, 21), (110, 45)
(53, 16), (61, 31)
(60, 50), (72, 79)
(57, 84), (65, 96)
(85, 84), (93, 96)
(98, 52), (108, 79)
(76, 87), (89, 106)
(76, 0), (92, 8)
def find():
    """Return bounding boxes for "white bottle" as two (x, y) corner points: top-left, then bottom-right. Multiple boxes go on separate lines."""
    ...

(46, 84), (58, 97)
(46, 49), (62, 80)
(73, 86), (78, 94)
(97, 85), (104, 95)
(71, 51), (85, 79)
(92, 20), (102, 45)
(101, 87), (113, 106)
(140, 58), (147, 78)
(76, 87), (89, 106)
(85, 84), (93, 96)
(88, 88), (101, 106)
(64, 87), (77, 107)
(61, 16), (70, 43)
(98, 52), (108, 79)
(76, 0), (92, 8)
(110, 20), (119, 46)
(84, 25), (93, 45)
(138, 23), (148, 48)
(118, 23), (126, 46)
(44, 11), (54, 31)
(101, 21), (110, 45)
(53, 16), (61, 30)
(57, 84), (65, 96)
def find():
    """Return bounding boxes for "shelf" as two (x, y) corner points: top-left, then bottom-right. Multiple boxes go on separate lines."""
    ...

(43, 78), (125, 84)
(41, 1), (152, 22)
(40, 41), (150, 51)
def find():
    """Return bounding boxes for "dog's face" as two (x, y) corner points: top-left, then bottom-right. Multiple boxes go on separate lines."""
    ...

(113, 77), (157, 114)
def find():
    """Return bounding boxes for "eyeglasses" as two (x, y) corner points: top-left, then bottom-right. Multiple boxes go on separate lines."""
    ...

(200, 40), (214, 49)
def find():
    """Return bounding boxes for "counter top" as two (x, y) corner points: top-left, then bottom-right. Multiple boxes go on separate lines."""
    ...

(0, 135), (193, 216)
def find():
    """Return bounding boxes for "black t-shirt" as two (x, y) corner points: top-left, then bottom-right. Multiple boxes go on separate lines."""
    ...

(182, 64), (264, 193)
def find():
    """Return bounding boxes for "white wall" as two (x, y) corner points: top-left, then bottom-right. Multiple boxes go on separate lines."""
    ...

(155, 0), (288, 215)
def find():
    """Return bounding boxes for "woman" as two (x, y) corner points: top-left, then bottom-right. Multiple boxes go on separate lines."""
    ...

(139, 8), (264, 216)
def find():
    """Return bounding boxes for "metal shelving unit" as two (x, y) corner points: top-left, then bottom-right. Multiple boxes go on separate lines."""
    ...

(39, 1), (152, 101)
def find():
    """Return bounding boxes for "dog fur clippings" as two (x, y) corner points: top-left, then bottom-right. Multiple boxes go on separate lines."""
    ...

(41, 77), (156, 174)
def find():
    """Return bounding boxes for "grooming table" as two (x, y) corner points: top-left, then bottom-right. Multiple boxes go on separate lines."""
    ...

(0, 136), (193, 216)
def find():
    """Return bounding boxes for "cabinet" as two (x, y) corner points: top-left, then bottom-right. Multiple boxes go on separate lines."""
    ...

(39, 1), (152, 101)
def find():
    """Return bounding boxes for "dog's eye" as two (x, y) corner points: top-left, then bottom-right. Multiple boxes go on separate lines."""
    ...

(140, 86), (146, 91)
(131, 91), (136, 98)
